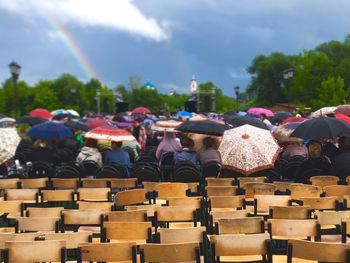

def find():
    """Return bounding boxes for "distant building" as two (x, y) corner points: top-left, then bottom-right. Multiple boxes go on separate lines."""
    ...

(190, 75), (198, 94)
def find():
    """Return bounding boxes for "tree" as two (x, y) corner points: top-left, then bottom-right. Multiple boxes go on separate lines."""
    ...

(32, 80), (60, 111)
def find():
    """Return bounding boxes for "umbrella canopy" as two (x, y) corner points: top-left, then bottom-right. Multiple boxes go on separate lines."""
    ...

(290, 117), (350, 140)
(28, 121), (73, 140)
(64, 121), (91, 132)
(17, 116), (47, 126)
(219, 124), (281, 175)
(52, 113), (69, 121)
(0, 117), (16, 123)
(247, 107), (274, 117)
(176, 111), (193, 118)
(151, 120), (182, 132)
(280, 117), (308, 125)
(335, 105), (350, 116)
(272, 111), (294, 124)
(335, 113), (350, 124)
(132, 107), (151, 114)
(86, 118), (111, 128)
(51, 109), (67, 116)
(273, 122), (303, 142)
(0, 128), (21, 163)
(84, 126), (135, 142)
(29, 108), (53, 119)
(311, 106), (337, 117)
(226, 115), (268, 130)
(175, 120), (230, 136)
(66, 109), (80, 117)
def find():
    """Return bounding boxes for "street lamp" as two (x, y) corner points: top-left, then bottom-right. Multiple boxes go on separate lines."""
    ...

(234, 85), (240, 112)
(8, 61), (21, 117)
(283, 68), (294, 112)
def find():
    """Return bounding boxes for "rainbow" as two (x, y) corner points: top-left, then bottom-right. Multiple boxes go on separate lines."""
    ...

(43, 14), (99, 80)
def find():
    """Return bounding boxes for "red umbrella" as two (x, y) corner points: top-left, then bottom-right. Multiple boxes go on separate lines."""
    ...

(335, 113), (350, 124)
(29, 108), (53, 119)
(86, 118), (110, 128)
(132, 107), (151, 114)
(84, 126), (135, 142)
(280, 117), (307, 125)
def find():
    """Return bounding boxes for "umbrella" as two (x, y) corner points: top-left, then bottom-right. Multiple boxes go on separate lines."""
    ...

(273, 122), (303, 142)
(247, 107), (274, 117)
(335, 114), (350, 124)
(66, 109), (80, 117)
(52, 113), (69, 121)
(84, 126), (135, 142)
(219, 124), (281, 175)
(86, 118), (111, 128)
(151, 120), (182, 132)
(280, 117), (308, 125)
(175, 120), (230, 136)
(132, 107), (151, 114)
(29, 108), (53, 119)
(272, 111), (294, 124)
(226, 115), (268, 130)
(51, 109), (67, 116)
(0, 117), (16, 123)
(224, 110), (236, 116)
(17, 116), (47, 126)
(28, 121), (73, 140)
(335, 105), (350, 116)
(290, 117), (350, 140)
(64, 121), (91, 132)
(0, 128), (21, 163)
(176, 111), (193, 118)
(311, 106), (337, 117)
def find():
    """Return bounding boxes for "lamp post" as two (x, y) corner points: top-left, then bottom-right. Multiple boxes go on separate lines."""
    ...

(283, 68), (294, 112)
(8, 61), (21, 117)
(234, 85), (240, 112)
(96, 88), (101, 114)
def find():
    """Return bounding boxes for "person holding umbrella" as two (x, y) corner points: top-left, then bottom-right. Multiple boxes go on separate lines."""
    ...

(174, 137), (199, 167)
(76, 138), (103, 167)
(104, 141), (131, 176)
(330, 136), (350, 178)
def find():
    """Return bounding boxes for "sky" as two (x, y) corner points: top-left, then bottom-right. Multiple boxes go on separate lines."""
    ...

(1, 0), (350, 96)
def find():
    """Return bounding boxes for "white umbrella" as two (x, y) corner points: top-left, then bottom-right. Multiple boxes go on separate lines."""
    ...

(0, 117), (16, 123)
(311, 107), (337, 117)
(0, 128), (21, 163)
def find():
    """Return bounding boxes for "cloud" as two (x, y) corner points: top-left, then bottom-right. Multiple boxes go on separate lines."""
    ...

(228, 67), (250, 79)
(0, 0), (169, 42)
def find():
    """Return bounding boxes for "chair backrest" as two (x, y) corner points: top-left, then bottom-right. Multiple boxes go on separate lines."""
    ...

(300, 196), (337, 210)
(270, 206), (311, 219)
(80, 178), (109, 188)
(243, 182), (276, 199)
(173, 166), (201, 183)
(77, 201), (113, 212)
(273, 181), (292, 192)
(61, 209), (103, 227)
(155, 206), (196, 224)
(125, 204), (159, 217)
(41, 189), (74, 202)
(76, 187), (110, 201)
(316, 210), (350, 226)
(51, 178), (79, 189)
(115, 189), (148, 207)
(5, 189), (38, 201)
(290, 183), (322, 199)
(160, 151), (174, 166)
(0, 233), (39, 249)
(0, 200), (22, 214)
(201, 161), (221, 178)
(206, 178), (234, 187)
(268, 219), (319, 240)
(287, 239), (350, 262)
(19, 178), (48, 189)
(15, 217), (59, 232)
(139, 242), (200, 263)
(109, 178), (138, 189)
(42, 231), (92, 249)
(102, 221), (152, 242)
(154, 183), (188, 199)
(310, 175), (339, 188)
(254, 194), (291, 214)
(324, 185), (350, 200)
(0, 179), (19, 189)
(4, 240), (65, 263)
(78, 242), (136, 262)
(205, 186), (238, 197)
(216, 217), (264, 234)
(167, 197), (201, 209)
(106, 210), (148, 222)
(28, 161), (55, 178)
(134, 165), (160, 183)
(142, 181), (160, 192)
(81, 160), (100, 177)
(342, 219), (350, 243)
(209, 196), (245, 210)
(238, 177), (267, 188)
(158, 227), (205, 243)
(26, 207), (63, 217)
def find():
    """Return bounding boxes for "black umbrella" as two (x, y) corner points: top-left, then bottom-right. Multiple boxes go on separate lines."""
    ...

(64, 121), (91, 132)
(52, 113), (69, 120)
(273, 111), (294, 125)
(226, 115), (268, 130)
(17, 116), (46, 126)
(290, 117), (350, 140)
(175, 120), (230, 136)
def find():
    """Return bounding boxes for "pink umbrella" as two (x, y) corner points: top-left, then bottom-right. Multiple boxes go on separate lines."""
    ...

(84, 126), (135, 142)
(247, 107), (274, 117)
(280, 117), (308, 125)
(132, 107), (151, 114)
(86, 118), (110, 128)
(335, 105), (350, 116)
(29, 108), (53, 119)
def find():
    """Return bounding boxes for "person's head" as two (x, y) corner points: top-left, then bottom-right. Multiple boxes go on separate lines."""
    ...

(203, 137), (215, 149)
(111, 141), (123, 150)
(339, 136), (350, 151)
(260, 113), (267, 120)
(181, 137), (194, 149)
(34, 139), (48, 148)
(307, 140), (322, 158)
(84, 138), (97, 148)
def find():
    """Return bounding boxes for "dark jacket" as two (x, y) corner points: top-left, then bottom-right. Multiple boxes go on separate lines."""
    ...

(330, 150), (350, 179)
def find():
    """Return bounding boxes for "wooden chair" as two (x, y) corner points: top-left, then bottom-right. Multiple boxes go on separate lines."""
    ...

(115, 189), (148, 208)
(253, 195), (290, 216)
(209, 233), (271, 263)
(40, 231), (92, 249)
(19, 178), (48, 189)
(238, 177), (267, 188)
(208, 196), (245, 211)
(315, 210), (350, 236)
(76, 187), (111, 201)
(0, 200), (23, 217)
(101, 221), (152, 243)
(154, 183), (188, 199)
(4, 189), (38, 202)
(0, 179), (19, 190)
(273, 181), (292, 193)
(51, 178), (79, 189)
(15, 217), (60, 233)
(40, 189), (75, 202)
(26, 207), (64, 217)
(77, 242), (136, 263)
(166, 196), (201, 208)
(60, 209), (104, 232)
(209, 210), (250, 229)
(154, 205), (197, 229)
(155, 226), (206, 243)
(142, 182), (160, 192)
(109, 178), (138, 189)
(138, 242), (200, 263)
(300, 196), (338, 210)
(242, 183), (276, 199)
(310, 175), (339, 189)
(215, 217), (264, 235)
(290, 183), (322, 200)
(80, 178), (109, 188)
(269, 206), (312, 219)
(344, 195), (350, 209)
(105, 210), (148, 222)
(0, 233), (39, 249)
(324, 185), (350, 200)
(205, 186), (238, 197)
(287, 239), (350, 262)
(77, 201), (114, 212)
(206, 178), (234, 186)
